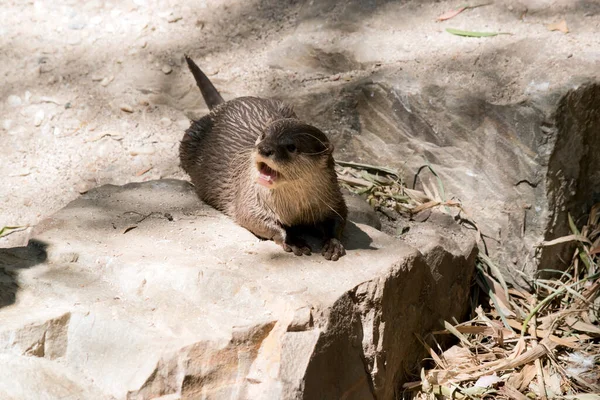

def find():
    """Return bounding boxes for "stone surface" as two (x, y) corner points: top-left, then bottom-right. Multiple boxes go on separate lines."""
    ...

(2, 0), (598, 306)
(343, 190), (382, 231)
(0, 354), (111, 400)
(0, 179), (476, 399)
(291, 74), (600, 287)
(272, 10), (600, 284)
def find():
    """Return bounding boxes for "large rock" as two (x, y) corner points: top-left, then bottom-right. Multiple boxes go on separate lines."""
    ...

(2, 0), (598, 287)
(0, 354), (110, 400)
(260, 1), (600, 285)
(295, 77), (600, 287)
(0, 180), (476, 399)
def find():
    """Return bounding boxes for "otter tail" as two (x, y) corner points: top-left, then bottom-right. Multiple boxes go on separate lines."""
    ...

(184, 55), (224, 110)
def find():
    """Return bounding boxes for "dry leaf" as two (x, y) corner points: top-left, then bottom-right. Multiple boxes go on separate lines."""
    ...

(437, 3), (493, 22)
(475, 374), (502, 388)
(443, 345), (472, 367)
(85, 132), (124, 142)
(136, 166), (153, 176)
(123, 226), (137, 234)
(437, 7), (466, 21)
(507, 363), (537, 392)
(565, 316), (600, 334)
(482, 273), (515, 317)
(539, 234), (591, 247)
(415, 333), (447, 369)
(547, 19), (569, 34)
(501, 384), (530, 400)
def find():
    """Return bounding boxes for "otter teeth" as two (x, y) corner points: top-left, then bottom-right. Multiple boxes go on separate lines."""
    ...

(257, 162), (278, 186)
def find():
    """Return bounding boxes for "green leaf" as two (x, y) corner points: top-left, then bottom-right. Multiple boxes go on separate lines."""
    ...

(0, 226), (23, 238)
(335, 160), (399, 178)
(446, 28), (511, 37)
(568, 212), (580, 235)
(479, 253), (510, 301)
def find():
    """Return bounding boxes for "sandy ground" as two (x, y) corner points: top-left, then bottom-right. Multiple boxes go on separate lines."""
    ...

(2, 0), (599, 247)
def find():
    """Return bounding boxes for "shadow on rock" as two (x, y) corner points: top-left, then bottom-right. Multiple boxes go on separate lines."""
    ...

(343, 221), (375, 251)
(293, 221), (376, 255)
(0, 239), (48, 308)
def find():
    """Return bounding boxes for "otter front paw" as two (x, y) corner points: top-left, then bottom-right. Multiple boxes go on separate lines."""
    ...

(282, 236), (312, 256)
(321, 238), (345, 261)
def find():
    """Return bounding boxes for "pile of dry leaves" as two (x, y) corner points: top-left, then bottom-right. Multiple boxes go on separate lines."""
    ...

(337, 161), (600, 400)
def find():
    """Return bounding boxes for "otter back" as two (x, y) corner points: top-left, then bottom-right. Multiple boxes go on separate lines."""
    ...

(180, 97), (297, 213)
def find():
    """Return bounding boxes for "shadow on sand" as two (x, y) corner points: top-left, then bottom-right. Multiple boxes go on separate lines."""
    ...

(0, 239), (48, 309)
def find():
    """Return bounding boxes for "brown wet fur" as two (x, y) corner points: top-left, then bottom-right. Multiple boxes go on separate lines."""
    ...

(180, 57), (347, 260)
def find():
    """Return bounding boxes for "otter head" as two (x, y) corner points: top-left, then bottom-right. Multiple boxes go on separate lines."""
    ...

(253, 119), (333, 189)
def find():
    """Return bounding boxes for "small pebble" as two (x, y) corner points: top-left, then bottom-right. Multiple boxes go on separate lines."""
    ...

(76, 180), (95, 194)
(162, 65), (173, 74)
(69, 20), (87, 30)
(90, 16), (103, 25)
(7, 95), (22, 107)
(203, 65), (219, 76)
(34, 110), (45, 126)
(138, 98), (150, 106)
(160, 117), (172, 127)
(68, 36), (81, 45)
(100, 76), (113, 86)
(40, 96), (61, 104)
(2, 120), (13, 130)
(129, 147), (155, 156)
(120, 104), (134, 113)
(177, 119), (190, 129)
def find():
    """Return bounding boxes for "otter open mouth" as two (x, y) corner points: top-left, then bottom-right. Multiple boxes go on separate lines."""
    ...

(257, 162), (279, 187)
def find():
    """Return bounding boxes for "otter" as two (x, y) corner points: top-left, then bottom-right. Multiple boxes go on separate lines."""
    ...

(180, 56), (348, 260)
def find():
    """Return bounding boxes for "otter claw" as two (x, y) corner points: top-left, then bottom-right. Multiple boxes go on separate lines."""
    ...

(282, 237), (312, 256)
(321, 238), (345, 261)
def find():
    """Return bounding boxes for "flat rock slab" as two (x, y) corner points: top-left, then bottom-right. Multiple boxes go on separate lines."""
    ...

(0, 179), (476, 400)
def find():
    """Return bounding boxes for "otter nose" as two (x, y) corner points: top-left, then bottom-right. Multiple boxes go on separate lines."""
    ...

(257, 143), (275, 158)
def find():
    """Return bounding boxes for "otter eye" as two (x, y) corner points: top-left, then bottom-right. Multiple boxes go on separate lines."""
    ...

(286, 144), (297, 153)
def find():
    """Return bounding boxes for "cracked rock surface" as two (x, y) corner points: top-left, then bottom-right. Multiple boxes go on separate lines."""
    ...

(0, 179), (476, 399)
